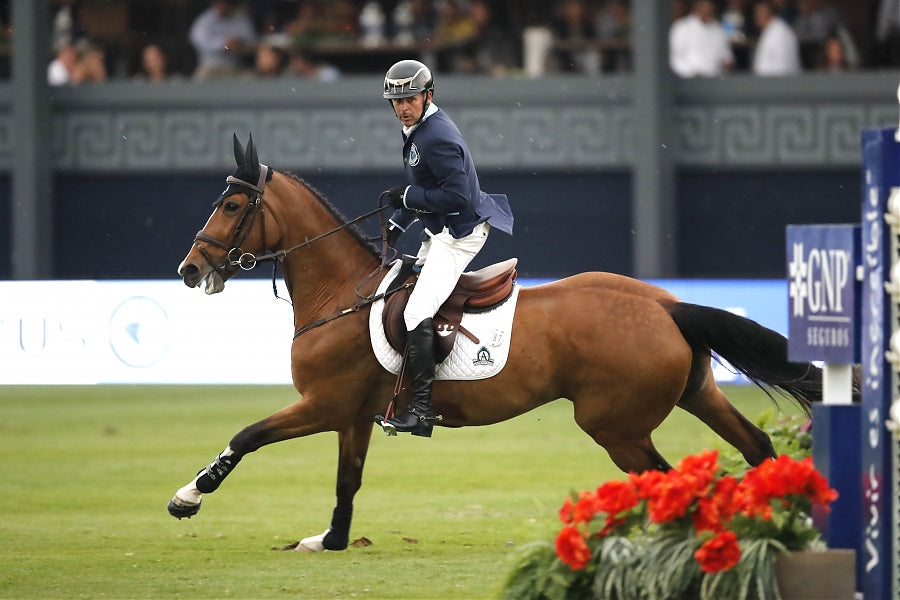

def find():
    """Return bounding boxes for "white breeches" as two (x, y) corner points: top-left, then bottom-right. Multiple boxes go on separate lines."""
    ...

(404, 222), (489, 331)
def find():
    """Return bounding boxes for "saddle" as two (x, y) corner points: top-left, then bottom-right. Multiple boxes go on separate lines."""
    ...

(382, 257), (518, 362)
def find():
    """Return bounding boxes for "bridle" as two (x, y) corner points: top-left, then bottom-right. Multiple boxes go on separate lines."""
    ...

(192, 165), (271, 278)
(190, 167), (398, 332)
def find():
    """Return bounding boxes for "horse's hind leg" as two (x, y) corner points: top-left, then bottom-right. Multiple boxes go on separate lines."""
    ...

(572, 395), (675, 473)
(677, 373), (776, 467)
(601, 437), (673, 472)
(297, 420), (374, 552)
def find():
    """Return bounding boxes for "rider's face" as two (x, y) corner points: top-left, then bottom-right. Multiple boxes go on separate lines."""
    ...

(391, 92), (430, 128)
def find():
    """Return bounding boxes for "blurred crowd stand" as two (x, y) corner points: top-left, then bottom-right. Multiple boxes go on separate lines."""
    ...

(38, 0), (900, 86)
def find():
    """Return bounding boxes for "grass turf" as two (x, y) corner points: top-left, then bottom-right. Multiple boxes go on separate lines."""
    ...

(0, 385), (801, 599)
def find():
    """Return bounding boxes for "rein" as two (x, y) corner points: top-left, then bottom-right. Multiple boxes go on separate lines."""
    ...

(292, 279), (414, 340)
(245, 205), (388, 269)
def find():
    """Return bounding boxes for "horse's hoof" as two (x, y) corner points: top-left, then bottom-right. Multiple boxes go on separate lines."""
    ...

(296, 530), (329, 552)
(167, 496), (201, 519)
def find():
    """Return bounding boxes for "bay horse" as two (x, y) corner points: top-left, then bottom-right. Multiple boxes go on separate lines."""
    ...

(167, 135), (822, 552)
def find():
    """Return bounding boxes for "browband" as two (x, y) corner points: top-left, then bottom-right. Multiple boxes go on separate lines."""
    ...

(226, 163), (269, 194)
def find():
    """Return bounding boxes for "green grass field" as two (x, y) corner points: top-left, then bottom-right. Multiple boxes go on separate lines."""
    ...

(0, 385), (803, 599)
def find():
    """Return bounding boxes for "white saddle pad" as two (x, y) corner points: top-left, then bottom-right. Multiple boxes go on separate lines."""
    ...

(369, 260), (520, 381)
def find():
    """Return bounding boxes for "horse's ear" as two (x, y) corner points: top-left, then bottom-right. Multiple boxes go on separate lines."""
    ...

(233, 133), (245, 169)
(246, 132), (259, 173)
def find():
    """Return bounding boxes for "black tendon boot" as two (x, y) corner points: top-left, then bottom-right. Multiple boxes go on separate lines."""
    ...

(386, 318), (436, 437)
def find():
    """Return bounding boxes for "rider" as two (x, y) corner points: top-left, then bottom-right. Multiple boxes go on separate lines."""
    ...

(380, 59), (514, 437)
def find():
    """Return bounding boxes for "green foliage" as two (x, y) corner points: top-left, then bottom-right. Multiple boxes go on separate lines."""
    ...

(640, 532), (704, 600)
(700, 538), (785, 600)
(715, 409), (812, 476)
(591, 537), (644, 600)
(500, 542), (592, 600)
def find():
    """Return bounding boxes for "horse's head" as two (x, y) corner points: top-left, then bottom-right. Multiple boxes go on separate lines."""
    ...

(178, 134), (275, 294)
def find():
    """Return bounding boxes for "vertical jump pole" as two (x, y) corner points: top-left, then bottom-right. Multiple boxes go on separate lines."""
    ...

(860, 126), (898, 600)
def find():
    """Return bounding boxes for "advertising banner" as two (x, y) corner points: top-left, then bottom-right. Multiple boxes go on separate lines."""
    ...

(0, 278), (789, 386)
(786, 224), (860, 363)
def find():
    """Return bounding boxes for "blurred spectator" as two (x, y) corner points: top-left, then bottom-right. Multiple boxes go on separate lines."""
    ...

(189, 0), (257, 80)
(552, 0), (599, 74)
(793, 0), (859, 69)
(874, 0), (900, 66)
(75, 45), (108, 84)
(134, 43), (174, 82)
(359, 1), (387, 47)
(722, 0), (751, 69)
(49, 41), (107, 86)
(433, 0), (478, 45)
(286, 50), (340, 81)
(816, 33), (851, 71)
(465, 0), (517, 75)
(594, 0), (631, 72)
(392, 0), (435, 45)
(48, 42), (80, 85)
(595, 0), (630, 39)
(752, 0), (802, 75)
(671, 0), (688, 22)
(51, 0), (85, 51)
(433, 0), (479, 72)
(769, 0), (797, 22)
(330, 0), (362, 40)
(285, 1), (356, 48)
(669, 0), (734, 77)
(721, 0), (749, 43)
(253, 42), (288, 78)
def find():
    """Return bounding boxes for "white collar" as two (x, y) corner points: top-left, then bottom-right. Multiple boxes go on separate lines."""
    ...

(403, 102), (439, 137)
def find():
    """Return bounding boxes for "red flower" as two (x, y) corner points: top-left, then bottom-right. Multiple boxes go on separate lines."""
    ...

(559, 495), (574, 524)
(554, 451), (838, 576)
(572, 490), (600, 524)
(736, 456), (838, 519)
(677, 449), (720, 495)
(693, 496), (723, 533)
(643, 470), (697, 523)
(556, 525), (592, 570)
(595, 479), (639, 517)
(694, 530), (742, 573)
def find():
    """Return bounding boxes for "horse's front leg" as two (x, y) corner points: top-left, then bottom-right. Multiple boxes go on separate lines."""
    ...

(297, 420), (374, 552)
(166, 399), (332, 519)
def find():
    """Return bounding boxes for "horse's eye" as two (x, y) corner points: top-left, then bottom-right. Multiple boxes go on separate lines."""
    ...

(223, 200), (240, 212)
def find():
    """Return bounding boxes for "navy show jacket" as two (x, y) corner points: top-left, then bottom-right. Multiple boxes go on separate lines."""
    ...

(388, 107), (514, 239)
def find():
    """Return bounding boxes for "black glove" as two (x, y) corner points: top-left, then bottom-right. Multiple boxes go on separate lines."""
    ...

(384, 185), (407, 209)
(386, 225), (402, 247)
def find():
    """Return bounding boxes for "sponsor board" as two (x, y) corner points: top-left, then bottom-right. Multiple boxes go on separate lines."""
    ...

(785, 224), (860, 363)
(0, 278), (788, 385)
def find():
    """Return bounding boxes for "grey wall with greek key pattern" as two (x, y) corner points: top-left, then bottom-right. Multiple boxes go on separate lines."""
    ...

(34, 72), (898, 174)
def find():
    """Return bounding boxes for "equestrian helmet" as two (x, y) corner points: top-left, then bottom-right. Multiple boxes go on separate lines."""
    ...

(383, 60), (434, 99)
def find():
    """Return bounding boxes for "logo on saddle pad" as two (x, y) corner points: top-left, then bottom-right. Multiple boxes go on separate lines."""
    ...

(473, 346), (494, 366)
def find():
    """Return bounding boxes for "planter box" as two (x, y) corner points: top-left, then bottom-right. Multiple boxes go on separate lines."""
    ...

(775, 549), (856, 600)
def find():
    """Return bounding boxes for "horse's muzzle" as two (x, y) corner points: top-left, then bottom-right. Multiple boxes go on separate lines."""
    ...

(178, 261), (203, 288)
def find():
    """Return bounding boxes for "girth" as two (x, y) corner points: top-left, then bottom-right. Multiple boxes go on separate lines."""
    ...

(382, 257), (518, 362)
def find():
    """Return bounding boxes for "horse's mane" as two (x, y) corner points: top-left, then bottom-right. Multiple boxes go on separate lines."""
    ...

(280, 170), (381, 258)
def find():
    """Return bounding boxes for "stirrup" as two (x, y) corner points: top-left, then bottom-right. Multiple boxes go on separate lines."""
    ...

(379, 411), (442, 437)
(378, 417), (399, 436)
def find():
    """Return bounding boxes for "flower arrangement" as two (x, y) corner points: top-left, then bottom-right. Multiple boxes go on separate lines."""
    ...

(501, 449), (838, 600)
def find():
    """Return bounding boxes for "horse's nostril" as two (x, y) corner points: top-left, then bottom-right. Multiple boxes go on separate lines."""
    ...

(180, 263), (198, 277)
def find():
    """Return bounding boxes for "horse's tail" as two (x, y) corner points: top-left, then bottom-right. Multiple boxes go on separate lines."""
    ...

(662, 301), (822, 414)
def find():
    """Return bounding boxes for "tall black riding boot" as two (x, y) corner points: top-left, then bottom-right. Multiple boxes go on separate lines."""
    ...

(386, 318), (436, 437)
